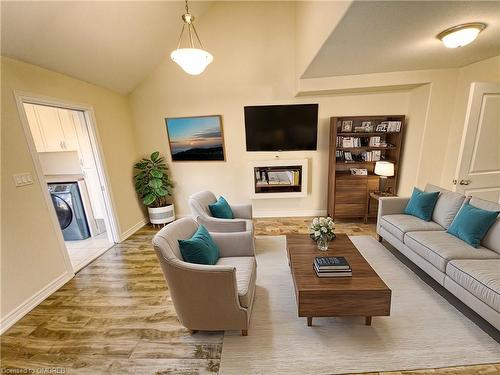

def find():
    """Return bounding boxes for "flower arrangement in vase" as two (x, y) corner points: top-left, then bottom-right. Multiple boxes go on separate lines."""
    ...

(310, 217), (336, 251)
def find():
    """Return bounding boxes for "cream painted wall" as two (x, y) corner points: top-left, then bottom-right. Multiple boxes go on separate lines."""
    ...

(1, 57), (144, 327)
(399, 84), (430, 196)
(129, 2), (411, 217)
(294, 1), (352, 78)
(441, 55), (500, 187)
(413, 70), (459, 190)
(298, 68), (463, 193)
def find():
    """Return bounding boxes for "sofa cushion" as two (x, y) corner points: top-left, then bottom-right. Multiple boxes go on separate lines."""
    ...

(447, 203), (499, 248)
(404, 188), (440, 221)
(469, 197), (500, 254)
(178, 225), (220, 265)
(216, 256), (256, 308)
(209, 196), (234, 219)
(425, 184), (465, 229)
(446, 259), (500, 313)
(380, 214), (444, 242)
(404, 231), (500, 272)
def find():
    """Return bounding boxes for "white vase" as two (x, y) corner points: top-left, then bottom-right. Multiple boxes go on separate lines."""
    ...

(148, 204), (175, 225)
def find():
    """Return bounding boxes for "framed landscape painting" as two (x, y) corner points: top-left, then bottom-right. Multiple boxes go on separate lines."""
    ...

(165, 115), (226, 162)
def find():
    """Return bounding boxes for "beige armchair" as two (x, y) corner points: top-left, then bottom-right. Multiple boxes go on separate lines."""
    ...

(152, 217), (256, 336)
(188, 191), (253, 233)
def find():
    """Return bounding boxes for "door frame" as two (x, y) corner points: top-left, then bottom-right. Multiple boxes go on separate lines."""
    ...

(14, 91), (121, 272)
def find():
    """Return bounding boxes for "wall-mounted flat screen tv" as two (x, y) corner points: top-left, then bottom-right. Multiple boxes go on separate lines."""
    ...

(244, 104), (318, 151)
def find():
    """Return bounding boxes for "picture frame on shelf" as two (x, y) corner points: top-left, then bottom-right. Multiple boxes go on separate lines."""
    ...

(376, 122), (388, 132)
(387, 121), (402, 133)
(355, 121), (373, 132)
(341, 120), (353, 132)
(350, 168), (368, 176)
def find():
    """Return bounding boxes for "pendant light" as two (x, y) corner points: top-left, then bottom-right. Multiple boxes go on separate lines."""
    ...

(170, 0), (213, 75)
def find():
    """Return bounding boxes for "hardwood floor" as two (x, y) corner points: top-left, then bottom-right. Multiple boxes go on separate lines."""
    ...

(254, 217), (377, 237)
(1, 218), (497, 374)
(1, 226), (223, 374)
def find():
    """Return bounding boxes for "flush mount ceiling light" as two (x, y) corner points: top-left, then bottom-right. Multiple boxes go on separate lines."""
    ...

(437, 23), (486, 48)
(170, 0), (213, 75)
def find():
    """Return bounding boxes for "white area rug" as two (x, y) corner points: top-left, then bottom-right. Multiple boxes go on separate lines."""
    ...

(220, 235), (500, 375)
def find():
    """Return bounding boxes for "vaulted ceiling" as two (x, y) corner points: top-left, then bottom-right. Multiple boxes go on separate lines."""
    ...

(1, 1), (212, 94)
(2, 1), (499, 94)
(302, 1), (500, 78)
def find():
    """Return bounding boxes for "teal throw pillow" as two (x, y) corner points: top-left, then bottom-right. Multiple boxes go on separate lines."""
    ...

(209, 196), (234, 219)
(404, 187), (440, 221)
(178, 225), (220, 265)
(447, 203), (499, 248)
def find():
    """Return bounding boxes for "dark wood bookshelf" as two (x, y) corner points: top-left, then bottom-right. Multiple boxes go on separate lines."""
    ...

(327, 115), (405, 220)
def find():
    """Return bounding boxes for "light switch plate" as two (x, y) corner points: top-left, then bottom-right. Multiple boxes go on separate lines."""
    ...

(13, 173), (34, 187)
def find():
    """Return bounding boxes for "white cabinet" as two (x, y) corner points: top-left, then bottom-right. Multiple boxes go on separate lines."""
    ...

(35, 105), (66, 151)
(24, 103), (81, 153)
(24, 104), (45, 152)
(57, 108), (80, 151)
(71, 111), (95, 169)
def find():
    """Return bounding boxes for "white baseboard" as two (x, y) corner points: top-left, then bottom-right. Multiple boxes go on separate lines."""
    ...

(119, 217), (148, 242)
(0, 271), (73, 335)
(253, 209), (327, 218)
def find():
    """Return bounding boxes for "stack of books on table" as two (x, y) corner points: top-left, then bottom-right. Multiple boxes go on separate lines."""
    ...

(314, 256), (352, 278)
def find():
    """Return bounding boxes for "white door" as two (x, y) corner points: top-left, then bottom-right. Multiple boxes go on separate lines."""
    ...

(72, 110), (107, 235)
(455, 82), (500, 203)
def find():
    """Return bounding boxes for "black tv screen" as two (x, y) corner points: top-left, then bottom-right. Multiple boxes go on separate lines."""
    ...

(244, 104), (318, 151)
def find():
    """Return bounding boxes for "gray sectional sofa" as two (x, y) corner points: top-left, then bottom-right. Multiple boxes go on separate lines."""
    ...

(377, 184), (500, 330)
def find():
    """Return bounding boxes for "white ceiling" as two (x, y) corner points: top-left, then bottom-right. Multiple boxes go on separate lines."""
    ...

(1, 1), (212, 94)
(3, 1), (500, 91)
(302, 1), (500, 78)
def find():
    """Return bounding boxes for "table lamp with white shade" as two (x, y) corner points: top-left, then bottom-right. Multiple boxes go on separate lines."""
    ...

(374, 161), (394, 194)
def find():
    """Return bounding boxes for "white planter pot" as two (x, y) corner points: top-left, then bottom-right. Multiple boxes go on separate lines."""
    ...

(148, 204), (175, 225)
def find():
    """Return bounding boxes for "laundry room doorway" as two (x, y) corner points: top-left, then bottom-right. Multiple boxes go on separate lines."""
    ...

(16, 93), (119, 272)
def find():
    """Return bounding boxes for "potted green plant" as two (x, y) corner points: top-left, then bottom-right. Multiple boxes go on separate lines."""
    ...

(134, 151), (175, 225)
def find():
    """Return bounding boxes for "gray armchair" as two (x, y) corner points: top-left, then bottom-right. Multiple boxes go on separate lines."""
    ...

(188, 191), (253, 233)
(152, 217), (256, 336)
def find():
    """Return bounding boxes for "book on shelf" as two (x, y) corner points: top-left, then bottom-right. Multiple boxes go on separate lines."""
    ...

(342, 137), (355, 148)
(337, 136), (367, 148)
(350, 168), (367, 176)
(314, 256), (351, 270)
(267, 171), (292, 185)
(360, 150), (382, 162)
(369, 136), (381, 147)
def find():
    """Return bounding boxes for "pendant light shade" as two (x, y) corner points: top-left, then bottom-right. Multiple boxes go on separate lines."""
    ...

(171, 1), (213, 75)
(171, 48), (213, 75)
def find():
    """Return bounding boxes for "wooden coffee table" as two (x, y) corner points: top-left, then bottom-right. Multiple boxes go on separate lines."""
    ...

(286, 234), (391, 326)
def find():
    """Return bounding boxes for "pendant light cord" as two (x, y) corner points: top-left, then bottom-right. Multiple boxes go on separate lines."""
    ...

(175, 0), (205, 50)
